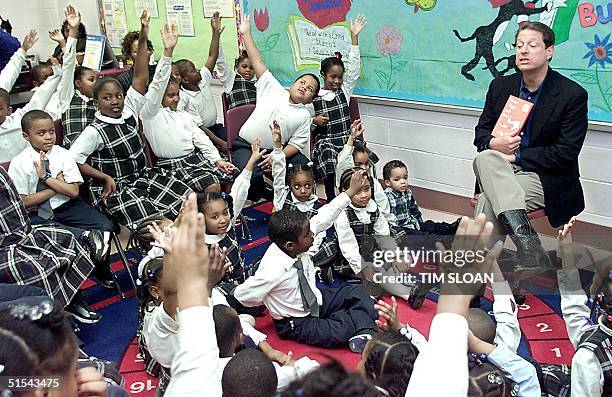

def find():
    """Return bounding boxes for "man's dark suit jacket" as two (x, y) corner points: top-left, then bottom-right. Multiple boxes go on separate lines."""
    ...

(474, 68), (588, 228)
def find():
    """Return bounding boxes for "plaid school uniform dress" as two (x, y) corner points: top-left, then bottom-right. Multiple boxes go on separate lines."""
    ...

(154, 150), (221, 193)
(87, 115), (192, 227)
(0, 167), (94, 307)
(215, 225), (248, 286)
(311, 91), (351, 180)
(540, 364), (571, 397)
(577, 325), (612, 395)
(314, 206), (381, 276)
(226, 75), (257, 110)
(61, 92), (96, 148)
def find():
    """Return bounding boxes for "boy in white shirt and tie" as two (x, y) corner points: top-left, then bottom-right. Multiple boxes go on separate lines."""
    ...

(234, 170), (378, 353)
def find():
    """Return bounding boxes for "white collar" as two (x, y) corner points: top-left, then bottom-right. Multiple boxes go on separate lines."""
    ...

(349, 199), (377, 212)
(205, 233), (226, 245)
(94, 110), (129, 124)
(317, 88), (340, 100)
(269, 243), (298, 271)
(25, 144), (55, 159)
(597, 316), (612, 336)
(76, 90), (91, 102)
(290, 191), (319, 205)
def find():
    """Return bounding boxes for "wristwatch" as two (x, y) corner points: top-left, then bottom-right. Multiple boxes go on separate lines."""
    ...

(41, 170), (52, 182)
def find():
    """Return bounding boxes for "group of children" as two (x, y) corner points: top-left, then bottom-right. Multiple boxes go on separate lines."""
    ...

(0, 5), (610, 397)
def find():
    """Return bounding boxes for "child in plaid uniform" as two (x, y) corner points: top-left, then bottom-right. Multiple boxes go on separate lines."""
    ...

(335, 119), (395, 226)
(556, 218), (612, 397)
(270, 121), (330, 260)
(175, 12), (228, 154)
(382, 160), (459, 247)
(0, 166), (101, 322)
(310, 15), (366, 202)
(61, 66), (97, 148)
(327, 167), (416, 300)
(69, 12), (192, 228)
(140, 23), (235, 194)
(218, 49), (257, 110)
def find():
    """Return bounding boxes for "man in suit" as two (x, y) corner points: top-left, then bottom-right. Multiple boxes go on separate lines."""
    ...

(473, 21), (588, 277)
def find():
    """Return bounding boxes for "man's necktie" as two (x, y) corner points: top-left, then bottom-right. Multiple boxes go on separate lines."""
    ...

(35, 159), (53, 219)
(293, 258), (320, 317)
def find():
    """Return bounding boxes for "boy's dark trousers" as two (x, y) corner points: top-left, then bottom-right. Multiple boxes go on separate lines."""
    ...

(272, 283), (377, 348)
(29, 198), (114, 238)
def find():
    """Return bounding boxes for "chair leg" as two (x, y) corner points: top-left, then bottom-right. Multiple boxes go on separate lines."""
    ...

(112, 232), (138, 290)
(238, 212), (252, 241)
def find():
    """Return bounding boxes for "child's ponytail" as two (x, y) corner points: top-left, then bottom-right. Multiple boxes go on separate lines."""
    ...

(286, 161), (315, 185)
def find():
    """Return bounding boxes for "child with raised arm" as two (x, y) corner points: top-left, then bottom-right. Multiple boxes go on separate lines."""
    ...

(231, 15), (319, 201)
(140, 23), (235, 194)
(176, 12), (228, 153)
(310, 15), (366, 201)
(556, 217), (612, 396)
(39, 7), (81, 121)
(68, 11), (191, 228)
(270, 121), (328, 258)
(335, 120), (395, 225)
(234, 170), (379, 353)
(0, 38), (61, 162)
(217, 49), (257, 109)
(0, 30), (37, 92)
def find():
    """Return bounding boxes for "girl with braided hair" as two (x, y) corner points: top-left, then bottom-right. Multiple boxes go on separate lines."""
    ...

(357, 331), (419, 397)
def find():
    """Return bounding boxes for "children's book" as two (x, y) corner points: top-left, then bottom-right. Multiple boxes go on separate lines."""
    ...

(492, 95), (534, 138)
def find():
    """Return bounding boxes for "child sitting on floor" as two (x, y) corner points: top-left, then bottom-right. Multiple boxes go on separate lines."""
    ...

(218, 49), (257, 109)
(335, 120), (393, 225)
(136, 241), (287, 395)
(0, 297), (128, 396)
(175, 12), (228, 153)
(140, 23), (235, 194)
(382, 159), (459, 242)
(214, 305), (319, 392)
(234, 170), (379, 353)
(327, 167), (416, 301)
(556, 217), (612, 396)
(270, 121), (328, 257)
(9, 109), (114, 287)
(68, 11), (192, 229)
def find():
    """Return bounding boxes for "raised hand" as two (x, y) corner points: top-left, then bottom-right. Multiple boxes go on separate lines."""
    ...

(21, 30), (39, 51)
(206, 244), (230, 291)
(148, 222), (173, 254)
(75, 367), (107, 397)
(48, 29), (64, 44)
(270, 120), (282, 148)
(374, 297), (403, 332)
(345, 168), (367, 198)
(140, 9), (150, 29)
(65, 4), (81, 30)
(238, 15), (251, 35)
(161, 23), (179, 53)
(349, 14), (367, 36)
(210, 11), (225, 35)
(171, 193), (211, 308)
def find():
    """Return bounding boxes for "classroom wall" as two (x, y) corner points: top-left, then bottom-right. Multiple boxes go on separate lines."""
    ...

(358, 100), (612, 228)
(3, 0), (101, 62)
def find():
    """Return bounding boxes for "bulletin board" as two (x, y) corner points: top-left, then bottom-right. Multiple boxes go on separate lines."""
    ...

(114, 0), (239, 68)
(243, 0), (612, 123)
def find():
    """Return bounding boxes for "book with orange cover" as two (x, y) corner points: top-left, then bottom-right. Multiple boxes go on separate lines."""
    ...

(492, 95), (534, 138)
